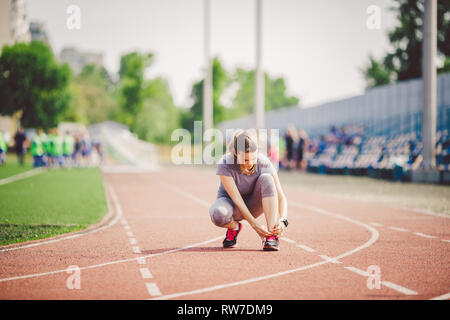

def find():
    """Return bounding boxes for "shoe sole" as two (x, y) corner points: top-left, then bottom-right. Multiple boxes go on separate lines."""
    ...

(263, 245), (279, 251)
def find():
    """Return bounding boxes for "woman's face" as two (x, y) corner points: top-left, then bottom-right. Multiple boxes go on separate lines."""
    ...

(237, 151), (258, 169)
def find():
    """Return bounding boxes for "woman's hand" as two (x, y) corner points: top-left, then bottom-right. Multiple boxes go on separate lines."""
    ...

(251, 222), (272, 240)
(271, 222), (285, 237)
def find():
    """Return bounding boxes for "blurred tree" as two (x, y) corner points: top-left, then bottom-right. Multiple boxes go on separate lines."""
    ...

(229, 68), (300, 119)
(0, 41), (72, 128)
(363, 0), (450, 88)
(135, 77), (180, 143)
(65, 64), (119, 124)
(362, 55), (395, 89)
(118, 52), (153, 130)
(181, 57), (229, 133)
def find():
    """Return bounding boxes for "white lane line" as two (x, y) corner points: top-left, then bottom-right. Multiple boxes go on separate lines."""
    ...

(0, 184), (120, 253)
(151, 185), (379, 300)
(0, 236), (223, 283)
(344, 267), (418, 295)
(124, 225), (131, 231)
(413, 232), (437, 239)
(318, 255), (342, 264)
(442, 240), (450, 243)
(126, 231), (134, 237)
(137, 257), (147, 265)
(0, 168), (45, 186)
(297, 244), (316, 253)
(381, 281), (418, 295)
(129, 238), (137, 245)
(139, 268), (153, 279)
(121, 218), (128, 225)
(368, 222), (383, 227)
(132, 246), (141, 254)
(280, 237), (296, 244)
(146, 283), (162, 296)
(387, 226), (408, 232)
(344, 266), (369, 277)
(430, 292), (450, 300)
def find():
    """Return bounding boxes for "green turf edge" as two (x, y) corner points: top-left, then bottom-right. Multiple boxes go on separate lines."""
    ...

(0, 223), (86, 246)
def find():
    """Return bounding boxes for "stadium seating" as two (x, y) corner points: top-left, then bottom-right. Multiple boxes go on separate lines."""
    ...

(305, 126), (450, 182)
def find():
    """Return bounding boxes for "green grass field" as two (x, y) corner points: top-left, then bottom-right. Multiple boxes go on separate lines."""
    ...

(0, 154), (33, 179)
(0, 167), (108, 245)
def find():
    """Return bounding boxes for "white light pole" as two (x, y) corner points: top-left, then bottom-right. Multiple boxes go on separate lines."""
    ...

(254, 0), (265, 130)
(422, 0), (437, 170)
(203, 0), (213, 133)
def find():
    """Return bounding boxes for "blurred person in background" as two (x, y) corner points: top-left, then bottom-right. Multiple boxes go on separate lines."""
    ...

(267, 135), (280, 172)
(30, 129), (46, 168)
(39, 128), (49, 166)
(296, 129), (307, 170)
(81, 134), (92, 167)
(14, 126), (27, 166)
(92, 137), (104, 164)
(0, 131), (7, 166)
(63, 132), (75, 168)
(283, 124), (298, 170)
(72, 133), (82, 167)
(48, 129), (64, 168)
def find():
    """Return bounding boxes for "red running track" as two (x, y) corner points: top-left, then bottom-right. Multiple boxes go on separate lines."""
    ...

(0, 165), (449, 300)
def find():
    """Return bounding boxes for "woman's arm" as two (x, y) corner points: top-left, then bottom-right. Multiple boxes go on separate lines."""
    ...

(272, 171), (287, 220)
(219, 175), (272, 238)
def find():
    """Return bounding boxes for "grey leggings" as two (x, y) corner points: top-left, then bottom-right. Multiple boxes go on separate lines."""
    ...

(209, 173), (277, 227)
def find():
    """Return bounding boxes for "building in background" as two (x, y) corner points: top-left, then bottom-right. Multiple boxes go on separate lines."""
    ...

(0, 0), (31, 49)
(29, 20), (50, 45)
(59, 47), (104, 74)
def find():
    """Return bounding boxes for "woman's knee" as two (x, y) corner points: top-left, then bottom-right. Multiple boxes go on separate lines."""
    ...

(257, 173), (277, 198)
(209, 201), (233, 227)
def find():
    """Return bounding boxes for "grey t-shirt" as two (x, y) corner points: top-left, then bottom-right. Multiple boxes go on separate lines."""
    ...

(216, 152), (276, 199)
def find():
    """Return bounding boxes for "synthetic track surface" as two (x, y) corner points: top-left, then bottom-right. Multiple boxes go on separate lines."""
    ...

(0, 165), (449, 299)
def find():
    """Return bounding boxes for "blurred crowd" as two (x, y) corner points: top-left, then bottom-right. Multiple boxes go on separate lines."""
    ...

(0, 127), (103, 169)
(267, 123), (450, 174)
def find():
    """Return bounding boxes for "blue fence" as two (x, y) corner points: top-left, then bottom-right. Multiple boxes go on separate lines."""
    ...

(218, 73), (450, 140)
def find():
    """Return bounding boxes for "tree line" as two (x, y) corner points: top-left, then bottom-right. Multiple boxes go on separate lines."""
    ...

(0, 42), (298, 144)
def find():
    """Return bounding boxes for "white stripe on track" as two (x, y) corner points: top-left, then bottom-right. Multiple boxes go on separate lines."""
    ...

(297, 244), (316, 253)
(0, 235), (223, 283)
(0, 181), (222, 282)
(132, 246), (141, 254)
(139, 268), (153, 279)
(0, 168), (44, 186)
(381, 281), (418, 295)
(146, 283), (162, 296)
(429, 292), (450, 300)
(318, 255), (342, 264)
(344, 266), (369, 277)
(413, 232), (436, 239)
(368, 222), (382, 227)
(280, 237), (296, 244)
(387, 226), (408, 232)
(150, 184), (380, 300)
(344, 266), (418, 295)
